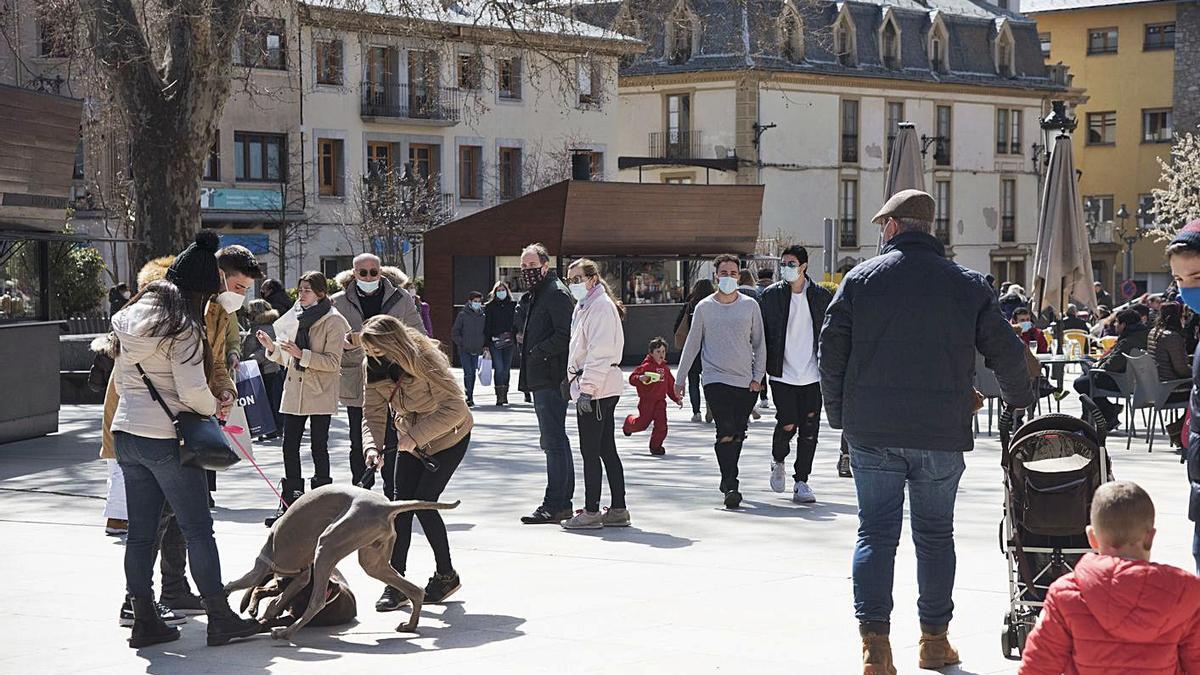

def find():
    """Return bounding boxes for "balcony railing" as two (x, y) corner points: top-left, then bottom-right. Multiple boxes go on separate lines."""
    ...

(361, 82), (462, 123)
(1088, 221), (1116, 245)
(649, 130), (702, 160)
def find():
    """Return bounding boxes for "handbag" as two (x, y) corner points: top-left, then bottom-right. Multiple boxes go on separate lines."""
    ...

(673, 311), (690, 350)
(491, 332), (514, 350)
(135, 364), (241, 471)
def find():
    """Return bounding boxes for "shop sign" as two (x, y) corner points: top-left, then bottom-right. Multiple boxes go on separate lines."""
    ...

(200, 188), (282, 212)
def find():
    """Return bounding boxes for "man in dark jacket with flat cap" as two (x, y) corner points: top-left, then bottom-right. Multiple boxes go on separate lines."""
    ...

(819, 189), (1035, 674)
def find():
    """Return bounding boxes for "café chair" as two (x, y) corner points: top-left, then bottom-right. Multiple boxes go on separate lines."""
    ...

(1127, 353), (1192, 453)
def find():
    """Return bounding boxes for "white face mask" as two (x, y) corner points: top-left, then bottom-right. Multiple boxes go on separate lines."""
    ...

(569, 283), (588, 301)
(358, 278), (380, 294)
(717, 277), (738, 295)
(780, 266), (801, 283)
(217, 290), (244, 314)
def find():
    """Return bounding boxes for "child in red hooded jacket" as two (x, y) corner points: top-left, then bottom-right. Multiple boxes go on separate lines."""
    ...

(1020, 481), (1200, 675)
(623, 337), (682, 455)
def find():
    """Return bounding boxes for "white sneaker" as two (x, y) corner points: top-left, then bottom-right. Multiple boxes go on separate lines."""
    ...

(792, 481), (816, 504)
(691, 413), (703, 423)
(769, 462), (786, 493)
(560, 510), (605, 530)
(759, 399), (771, 410)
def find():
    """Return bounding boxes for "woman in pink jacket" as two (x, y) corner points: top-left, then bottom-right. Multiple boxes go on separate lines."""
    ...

(560, 258), (629, 530)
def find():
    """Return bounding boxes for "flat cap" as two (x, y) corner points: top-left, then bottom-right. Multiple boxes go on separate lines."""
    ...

(871, 189), (936, 225)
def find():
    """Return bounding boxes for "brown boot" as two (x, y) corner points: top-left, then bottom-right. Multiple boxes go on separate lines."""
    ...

(862, 633), (896, 675)
(918, 628), (961, 669)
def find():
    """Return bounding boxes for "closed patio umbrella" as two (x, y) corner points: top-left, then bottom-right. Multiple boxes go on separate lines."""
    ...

(878, 123), (926, 251)
(1032, 133), (1098, 316)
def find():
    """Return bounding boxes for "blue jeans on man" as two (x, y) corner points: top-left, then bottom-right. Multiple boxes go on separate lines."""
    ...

(461, 352), (479, 403)
(849, 444), (965, 632)
(532, 387), (574, 513)
(115, 431), (224, 599)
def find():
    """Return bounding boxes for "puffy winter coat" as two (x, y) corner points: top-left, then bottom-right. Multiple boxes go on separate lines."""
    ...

(331, 269), (425, 408)
(629, 355), (681, 404)
(567, 286), (624, 401)
(108, 297), (217, 440)
(760, 276), (832, 379)
(518, 270), (574, 393)
(1019, 553), (1200, 674)
(819, 232), (1035, 452)
(361, 348), (473, 456)
(268, 306), (350, 416)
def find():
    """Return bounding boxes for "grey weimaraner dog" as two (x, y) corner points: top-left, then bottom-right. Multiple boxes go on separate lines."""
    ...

(225, 484), (459, 641)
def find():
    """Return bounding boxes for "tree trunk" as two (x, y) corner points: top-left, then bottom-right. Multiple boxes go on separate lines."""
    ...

(130, 148), (204, 271)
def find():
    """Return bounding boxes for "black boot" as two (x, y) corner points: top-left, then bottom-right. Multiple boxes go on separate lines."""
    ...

(496, 385), (508, 406)
(127, 595), (180, 648)
(202, 594), (262, 646)
(310, 475), (333, 491)
(264, 479), (304, 528)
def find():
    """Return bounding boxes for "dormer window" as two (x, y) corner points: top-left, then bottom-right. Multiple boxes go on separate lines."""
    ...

(666, 3), (697, 65)
(996, 21), (1016, 77)
(779, 6), (804, 63)
(929, 15), (949, 73)
(880, 12), (901, 69)
(612, 4), (641, 69)
(833, 7), (857, 67)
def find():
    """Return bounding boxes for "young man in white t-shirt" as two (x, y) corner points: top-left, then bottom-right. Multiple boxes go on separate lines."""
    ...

(759, 245), (833, 503)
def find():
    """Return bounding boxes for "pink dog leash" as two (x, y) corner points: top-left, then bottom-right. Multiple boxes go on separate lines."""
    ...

(222, 425), (289, 507)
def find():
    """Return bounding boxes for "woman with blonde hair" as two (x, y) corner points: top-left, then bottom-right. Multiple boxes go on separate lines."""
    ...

(360, 314), (472, 610)
(560, 258), (629, 530)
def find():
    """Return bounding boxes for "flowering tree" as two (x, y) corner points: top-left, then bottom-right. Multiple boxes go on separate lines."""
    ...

(1151, 129), (1200, 238)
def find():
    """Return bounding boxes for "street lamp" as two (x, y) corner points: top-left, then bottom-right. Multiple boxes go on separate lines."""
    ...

(1116, 203), (1146, 286)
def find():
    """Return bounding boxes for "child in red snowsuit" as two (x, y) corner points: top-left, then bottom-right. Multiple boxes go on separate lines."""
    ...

(623, 337), (682, 455)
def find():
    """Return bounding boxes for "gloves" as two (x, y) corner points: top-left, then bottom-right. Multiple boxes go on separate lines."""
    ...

(577, 393), (594, 414)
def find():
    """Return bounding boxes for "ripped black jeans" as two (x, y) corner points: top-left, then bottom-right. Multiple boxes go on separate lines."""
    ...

(770, 381), (823, 483)
(704, 383), (758, 494)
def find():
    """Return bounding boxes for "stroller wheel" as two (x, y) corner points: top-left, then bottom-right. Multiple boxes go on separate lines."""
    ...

(1001, 615), (1015, 659)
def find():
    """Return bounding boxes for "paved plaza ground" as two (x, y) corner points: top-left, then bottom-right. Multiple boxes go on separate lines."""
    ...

(0, 374), (1195, 674)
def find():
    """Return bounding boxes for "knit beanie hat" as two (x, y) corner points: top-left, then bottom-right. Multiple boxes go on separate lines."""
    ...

(1170, 219), (1200, 252)
(166, 231), (221, 295)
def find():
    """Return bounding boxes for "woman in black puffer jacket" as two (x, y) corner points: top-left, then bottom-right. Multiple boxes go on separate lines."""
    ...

(484, 281), (517, 406)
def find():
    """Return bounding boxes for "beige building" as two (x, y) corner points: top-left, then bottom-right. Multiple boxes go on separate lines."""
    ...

(0, 1), (635, 287)
(577, 0), (1068, 284)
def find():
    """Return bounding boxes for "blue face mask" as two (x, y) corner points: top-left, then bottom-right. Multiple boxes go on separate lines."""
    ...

(469, 301), (482, 312)
(496, 290), (508, 301)
(1179, 286), (1200, 314)
(1018, 321), (1033, 332)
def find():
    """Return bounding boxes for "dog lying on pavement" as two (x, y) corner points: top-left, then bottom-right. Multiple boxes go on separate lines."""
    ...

(225, 484), (459, 641)
(240, 566), (357, 629)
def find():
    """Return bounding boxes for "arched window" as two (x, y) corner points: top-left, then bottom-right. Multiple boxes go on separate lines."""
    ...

(833, 6), (856, 67)
(665, 3), (697, 65)
(779, 6), (804, 63)
(928, 15), (949, 73)
(996, 22), (1016, 77)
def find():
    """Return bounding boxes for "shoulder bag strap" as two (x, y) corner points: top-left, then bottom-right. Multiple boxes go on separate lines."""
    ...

(135, 363), (183, 436)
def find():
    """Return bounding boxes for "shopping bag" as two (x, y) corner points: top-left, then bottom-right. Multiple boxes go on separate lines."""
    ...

(234, 360), (277, 438)
(223, 405), (255, 461)
(478, 356), (493, 386)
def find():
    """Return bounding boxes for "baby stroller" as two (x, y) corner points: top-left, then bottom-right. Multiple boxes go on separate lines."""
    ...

(997, 397), (1112, 659)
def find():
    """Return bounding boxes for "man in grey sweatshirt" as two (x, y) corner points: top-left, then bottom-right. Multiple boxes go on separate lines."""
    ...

(675, 254), (767, 509)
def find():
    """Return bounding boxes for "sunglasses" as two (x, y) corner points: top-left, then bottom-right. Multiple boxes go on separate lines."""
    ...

(357, 269), (381, 278)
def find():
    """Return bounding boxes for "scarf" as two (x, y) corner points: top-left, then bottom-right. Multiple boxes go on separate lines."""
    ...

(293, 298), (332, 371)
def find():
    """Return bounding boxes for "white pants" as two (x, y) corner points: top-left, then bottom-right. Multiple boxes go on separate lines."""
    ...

(103, 459), (127, 520)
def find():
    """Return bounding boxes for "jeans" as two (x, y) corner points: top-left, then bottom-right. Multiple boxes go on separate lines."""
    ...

(532, 387), (574, 512)
(770, 381), (823, 483)
(849, 444), (965, 628)
(491, 346), (514, 388)
(347, 405), (398, 485)
(1073, 371), (1121, 422)
(688, 362), (703, 414)
(282, 413), (331, 482)
(114, 432), (224, 599)
(577, 396), (625, 513)
(705, 383), (757, 493)
(390, 435), (468, 574)
(461, 352), (479, 402)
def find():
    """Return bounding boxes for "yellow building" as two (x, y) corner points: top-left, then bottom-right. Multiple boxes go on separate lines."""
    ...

(1027, 0), (1178, 300)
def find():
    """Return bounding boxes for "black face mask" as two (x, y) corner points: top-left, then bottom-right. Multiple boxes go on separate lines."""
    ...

(367, 355), (404, 382)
